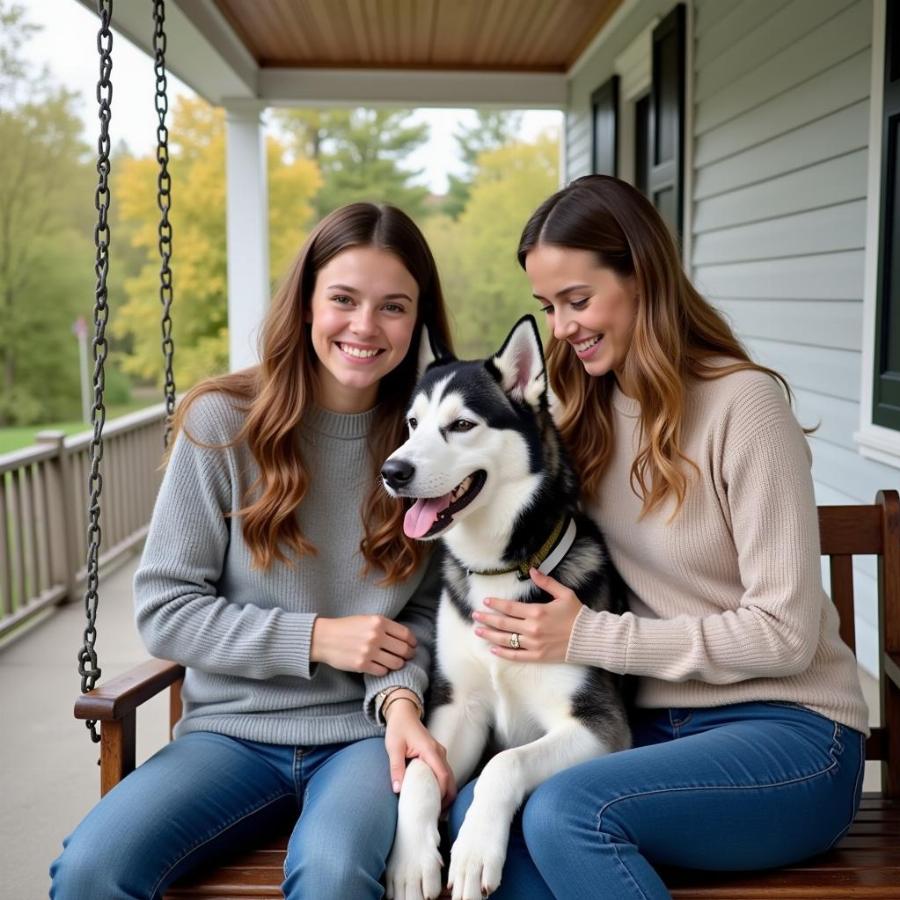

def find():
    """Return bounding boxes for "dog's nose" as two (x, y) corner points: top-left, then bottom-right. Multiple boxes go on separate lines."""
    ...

(381, 458), (415, 489)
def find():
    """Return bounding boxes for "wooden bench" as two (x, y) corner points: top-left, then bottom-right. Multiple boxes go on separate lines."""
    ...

(75, 490), (900, 898)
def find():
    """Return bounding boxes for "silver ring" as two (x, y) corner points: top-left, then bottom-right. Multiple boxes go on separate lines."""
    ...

(509, 632), (521, 650)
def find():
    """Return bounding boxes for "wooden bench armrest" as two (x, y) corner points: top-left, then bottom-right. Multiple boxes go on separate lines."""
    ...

(74, 658), (185, 722)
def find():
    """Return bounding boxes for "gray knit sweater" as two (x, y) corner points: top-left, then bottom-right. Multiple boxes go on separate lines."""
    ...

(133, 391), (440, 745)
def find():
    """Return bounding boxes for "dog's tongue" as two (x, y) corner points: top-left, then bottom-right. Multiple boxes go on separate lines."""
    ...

(404, 493), (453, 538)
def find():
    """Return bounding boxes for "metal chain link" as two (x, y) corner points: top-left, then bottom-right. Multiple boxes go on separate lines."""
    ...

(78, 0), (114, 744)
(153, 0), (176, 447)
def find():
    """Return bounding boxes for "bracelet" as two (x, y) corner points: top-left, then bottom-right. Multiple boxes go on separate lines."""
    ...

(382, 692), (424, 722)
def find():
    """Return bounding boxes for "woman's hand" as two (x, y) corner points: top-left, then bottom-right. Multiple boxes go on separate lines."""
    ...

(473, 567), (584, 663)
(310, 615), (417, 676)
(384, 699), (456, 807)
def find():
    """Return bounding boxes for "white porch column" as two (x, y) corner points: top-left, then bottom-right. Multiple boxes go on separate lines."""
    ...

(224, 100), (269, 371)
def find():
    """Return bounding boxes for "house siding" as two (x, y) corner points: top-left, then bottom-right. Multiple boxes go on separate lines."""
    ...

(565, 0), (896, 675)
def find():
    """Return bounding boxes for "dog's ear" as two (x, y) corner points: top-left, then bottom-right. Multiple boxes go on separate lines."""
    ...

(490, 315), (547, 407)
(417, 327), (437, 379)
(416, 325), (454, 380)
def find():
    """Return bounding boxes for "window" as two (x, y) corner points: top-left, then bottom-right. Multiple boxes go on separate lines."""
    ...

(591, 75), (619, 176)
(586, 5), (686, 251)
(874, 0), (900, 432)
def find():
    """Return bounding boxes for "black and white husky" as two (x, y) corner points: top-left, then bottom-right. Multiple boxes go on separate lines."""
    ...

(381, 316), (630, 900)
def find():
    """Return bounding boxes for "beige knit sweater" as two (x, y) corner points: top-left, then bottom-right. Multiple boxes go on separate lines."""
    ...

(567, 364), (869, 735)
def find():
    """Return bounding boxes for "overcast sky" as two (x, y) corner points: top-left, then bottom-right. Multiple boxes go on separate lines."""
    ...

(23, 0), (561, 194)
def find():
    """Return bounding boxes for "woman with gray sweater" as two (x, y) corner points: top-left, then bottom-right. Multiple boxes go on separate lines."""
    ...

(51, 203), (455, 899)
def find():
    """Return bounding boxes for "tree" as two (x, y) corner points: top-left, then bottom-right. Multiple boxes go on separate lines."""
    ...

(275, 107), (430, 219)
(442, 110), (523, 219)
(0, 1), (37, 97)
(0, 2), (96, 425)
(112, 96), (320, 390)
(426, 132), (559, 358)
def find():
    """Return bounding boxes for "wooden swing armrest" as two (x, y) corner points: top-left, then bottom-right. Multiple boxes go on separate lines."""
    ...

(74, 658), (185, 795)
(74, 658), (185, 723)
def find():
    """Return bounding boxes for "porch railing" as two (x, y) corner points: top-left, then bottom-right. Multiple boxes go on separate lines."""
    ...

(0, 404), (167, 640)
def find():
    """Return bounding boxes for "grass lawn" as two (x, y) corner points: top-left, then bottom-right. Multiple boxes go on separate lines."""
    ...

(0, 400), (159, 456)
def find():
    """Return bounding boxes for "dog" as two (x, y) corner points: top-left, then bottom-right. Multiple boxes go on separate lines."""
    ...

(381, 315), (631, 900)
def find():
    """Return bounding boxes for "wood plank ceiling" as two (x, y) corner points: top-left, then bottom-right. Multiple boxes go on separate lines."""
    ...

(213, 0), (624, 72)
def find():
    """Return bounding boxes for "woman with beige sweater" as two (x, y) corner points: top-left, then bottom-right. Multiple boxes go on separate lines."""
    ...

(453, 175), (868, 899)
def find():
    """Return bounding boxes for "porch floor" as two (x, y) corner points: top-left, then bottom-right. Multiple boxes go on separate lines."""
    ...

(1, 552), (170, 900)
(0, 552), (883, 899)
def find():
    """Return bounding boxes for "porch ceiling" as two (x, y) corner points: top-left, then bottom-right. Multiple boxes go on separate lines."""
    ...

(212, 0), (623, 73)
(74, 0), (627, 107)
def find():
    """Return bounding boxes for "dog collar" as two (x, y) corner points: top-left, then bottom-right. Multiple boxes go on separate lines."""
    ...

(467, 516), (577, 581)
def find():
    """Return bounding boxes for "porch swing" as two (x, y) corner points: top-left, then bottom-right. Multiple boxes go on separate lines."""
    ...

(71, 2), (899, 898)
(72, 1), (287, 895)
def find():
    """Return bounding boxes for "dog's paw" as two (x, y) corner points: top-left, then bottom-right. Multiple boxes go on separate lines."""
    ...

(447, 816), (507, 900)
(385, 829), (443, 900)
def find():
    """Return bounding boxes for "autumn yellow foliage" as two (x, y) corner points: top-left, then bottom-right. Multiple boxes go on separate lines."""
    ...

(112, 97), (320, 390)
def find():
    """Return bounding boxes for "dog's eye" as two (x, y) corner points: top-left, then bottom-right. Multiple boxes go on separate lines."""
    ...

(451, 419), (476, 432)
(408, 417), (418, 430)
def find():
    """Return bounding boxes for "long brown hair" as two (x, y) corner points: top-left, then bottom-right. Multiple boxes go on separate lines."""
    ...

(173, 202), (453, 583)
(518, 175), (794, 517)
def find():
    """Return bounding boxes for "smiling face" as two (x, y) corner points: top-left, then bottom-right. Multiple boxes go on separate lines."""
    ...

(525, 244), (639, 392)
(308, 246), (419, 412)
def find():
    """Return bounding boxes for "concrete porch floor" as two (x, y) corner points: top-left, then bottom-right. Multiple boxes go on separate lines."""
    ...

(0, 552), (884, 899)
(1, 553), (171, 900)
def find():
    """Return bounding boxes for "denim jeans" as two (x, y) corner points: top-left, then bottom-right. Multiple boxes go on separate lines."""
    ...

(449, 701), (866, 900)
(50, 732), (397, 900)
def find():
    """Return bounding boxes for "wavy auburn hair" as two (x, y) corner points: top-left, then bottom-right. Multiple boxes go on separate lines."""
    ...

(172, 202), (453, 583)
(518, 175), (795, 518)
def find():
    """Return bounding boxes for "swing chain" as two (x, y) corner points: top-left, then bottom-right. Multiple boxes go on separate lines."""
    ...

(153, 0), (176, 446)
(78, 0), (114, 744)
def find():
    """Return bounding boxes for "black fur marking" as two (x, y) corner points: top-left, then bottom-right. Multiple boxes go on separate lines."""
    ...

(442, 557), (473, 621)
(571, 667), (631, 751)
(427, 671), (454, 710)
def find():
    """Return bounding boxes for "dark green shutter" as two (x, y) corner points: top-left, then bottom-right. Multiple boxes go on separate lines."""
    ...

(874, 0), (900, 430)
(591, 75), (619, 176)
(649, 3), (686, 242)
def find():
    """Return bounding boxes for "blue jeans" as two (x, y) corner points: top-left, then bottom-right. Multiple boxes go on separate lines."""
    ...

(449, 702), (866, 900)
(50, 732), (397, 899)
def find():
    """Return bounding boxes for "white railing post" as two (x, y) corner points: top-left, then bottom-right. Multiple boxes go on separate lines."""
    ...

(35, 430), (77, 604)
(225, 99), (270, 372)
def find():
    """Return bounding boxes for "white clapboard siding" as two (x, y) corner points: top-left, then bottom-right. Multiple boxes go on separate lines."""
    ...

(812, 440), (900, 509)
(566, 121), (590, 174)
(694, 101), (869, 200)
(694, 149), (868, 232)
(695, 1), (869, 134)
(693, 200), (867, 264)
(693, 0), (790, 71)
(695, 50), (870, 167)
(694, 250), (864, 300)
(793, 389), (863, 450)
(694, 0), (745, 38)
(694, 0), (857, 103)
(714, 299), (862, 351)
(742, 337), (861, 401)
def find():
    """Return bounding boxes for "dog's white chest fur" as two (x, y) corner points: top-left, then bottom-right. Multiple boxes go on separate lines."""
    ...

(435, 575), (587, 748)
